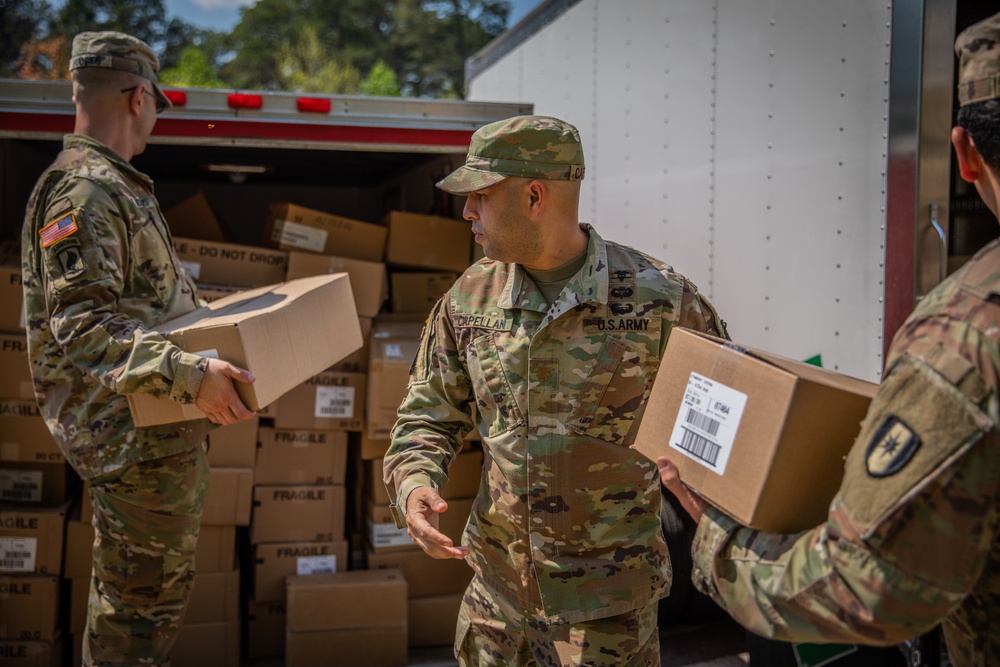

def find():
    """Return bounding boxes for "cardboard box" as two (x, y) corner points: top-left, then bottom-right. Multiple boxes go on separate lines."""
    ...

(202, 467), (253, 526)
(285, 569), (407, 632)
(69, 577), (87, 634)
(206, 417), (258, 468)
(163, 192), (227, 242)
(390, 271), (456, 314)
(0, 462), (77, 506)
(367, 546), (473, 599)
(193, 524), (237, 573)
(0, 634), (66, 667)
(195, 282), (244, 303)
(173, 238), (287, 288)
(328, 317), (372, 374)
(183, 568), (240, 625)
(0, 333), (32, 399)
(252, 540), (349, 602)
(250, 485), (346, 544)
(286, 252), (388, 318)
(0, 265), (25, 333)
(0, 401), (63, 464)
(285, 626), (407, 667)
(367, 449), (483, 506)
(127, 273), (363, 426)
(0, 501), (69, 575)
(366, 497), (472, 554)
(367, 318), (424, 439)
(409, 594), (463, 647)
(245, 599), (285, 659)
(62, 520), (93, 580)
(354, 431), (389, 461)
(383, 211), (471, 272)
(255, 428), (349, 486)
(169, 619), (239, 667)
(0, 576), (61, 642)
(273, 372), (366, 432)
(632, 329), (878, 533)
(266, 203), (388, 262)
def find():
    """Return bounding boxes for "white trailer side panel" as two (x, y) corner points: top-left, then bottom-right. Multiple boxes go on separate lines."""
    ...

(468, 0), (892, 381)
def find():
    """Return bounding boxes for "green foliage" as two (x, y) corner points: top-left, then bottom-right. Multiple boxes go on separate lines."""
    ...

(275, 24), (362, 94)
(160, 46), (225, 88)
(360, 59), (401, 97)
(0, 0), (50, 77)
(52, 0), (168, 50)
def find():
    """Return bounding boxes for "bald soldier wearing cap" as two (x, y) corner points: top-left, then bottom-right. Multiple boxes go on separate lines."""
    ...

(658, 11), (1000, 666)
(383, 115), (727, 665)
(21, 31), (255, 665)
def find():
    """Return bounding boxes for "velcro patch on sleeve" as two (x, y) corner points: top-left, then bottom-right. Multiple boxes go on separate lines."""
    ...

(39, 212), (79, 248)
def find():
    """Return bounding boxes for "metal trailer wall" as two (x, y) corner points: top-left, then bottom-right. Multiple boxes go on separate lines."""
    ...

(467, 0), (893, 382)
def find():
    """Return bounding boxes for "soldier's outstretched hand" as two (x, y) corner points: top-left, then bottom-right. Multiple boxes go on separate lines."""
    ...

(195, 358), (256, 425)
(406, 486), (471, 560)
(657, 457), (710, 523)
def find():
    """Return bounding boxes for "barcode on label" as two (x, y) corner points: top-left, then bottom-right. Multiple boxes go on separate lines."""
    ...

(676, 427), (722, 467)
(685, 408), (720, 436)
(314, 386), (355, 419)
(318, 401), (353, 416)
(0, 559), (26, 569)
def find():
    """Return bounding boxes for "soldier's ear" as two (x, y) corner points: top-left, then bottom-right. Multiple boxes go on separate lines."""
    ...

(527, 180), (544, 211)
(952, 126), (982, 183)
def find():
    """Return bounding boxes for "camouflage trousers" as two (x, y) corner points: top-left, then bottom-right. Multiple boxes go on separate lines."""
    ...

(83, 444), (208, 667)
(455, 574), (660, 666)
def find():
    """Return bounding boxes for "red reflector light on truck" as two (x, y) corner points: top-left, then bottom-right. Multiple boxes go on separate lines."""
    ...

(297, 97), (332, 113)
(164, 90), (187, 107)
(228, 93), (263, 109)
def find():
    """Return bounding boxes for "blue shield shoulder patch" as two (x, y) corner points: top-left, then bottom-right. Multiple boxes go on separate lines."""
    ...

(865, 415), (921, 477)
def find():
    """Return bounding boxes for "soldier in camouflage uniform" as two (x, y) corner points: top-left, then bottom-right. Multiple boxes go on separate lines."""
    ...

(383, 116), (728, 666)
(658, 12), (1000, 667)
(20, 32), (256, 666)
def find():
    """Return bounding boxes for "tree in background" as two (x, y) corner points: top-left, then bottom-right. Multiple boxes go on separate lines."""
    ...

(1, 0), (51, 77)
(15, 35), (69, 81)
(275, 24), (362, 94)
(160, 46), (226, 88)
(360, 59), (402, 97)
(52, 0), (169, 52)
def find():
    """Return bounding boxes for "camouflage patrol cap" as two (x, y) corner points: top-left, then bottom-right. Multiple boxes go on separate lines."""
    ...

(955, 11), (1000, 106)
(436, 115), (585, 195)
(70, 31), (171, 112)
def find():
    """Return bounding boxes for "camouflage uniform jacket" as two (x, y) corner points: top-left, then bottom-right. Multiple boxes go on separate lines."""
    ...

(690, 238), (1000, 665)
(21, 134), (210, 480)
(385, 224), (727, 624)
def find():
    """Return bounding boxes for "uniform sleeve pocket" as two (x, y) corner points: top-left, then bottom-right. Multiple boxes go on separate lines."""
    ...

(568, 337), (656, 445)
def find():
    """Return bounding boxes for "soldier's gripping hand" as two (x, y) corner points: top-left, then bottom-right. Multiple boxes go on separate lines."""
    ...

(195, 358), (256, 425)
(405, 486), (471, 560)
(657, 457), (710, 523)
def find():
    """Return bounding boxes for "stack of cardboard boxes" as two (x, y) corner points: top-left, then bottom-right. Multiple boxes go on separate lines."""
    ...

(0, 242), (74, 665)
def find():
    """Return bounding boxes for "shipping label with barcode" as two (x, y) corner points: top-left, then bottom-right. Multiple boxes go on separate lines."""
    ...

(0, 536), (37, 573)
(0, 469), (43, 503)
(296, 554), (337, 576)
(368, 522), (414, 548)
(314, 386), (356, 419)
(668, 372), (747, 475)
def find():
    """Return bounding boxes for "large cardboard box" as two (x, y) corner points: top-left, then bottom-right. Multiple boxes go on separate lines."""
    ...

(367, 546), (473, 599)
(127, 273), (362, 426)
(408, 594), (463, 647)
(389, 271), (456, 314)
(367, 449), (483, 506)
(206, 417), (258, 468)
(273, 372), (366, 432)
(69, 577), (87, 634)
(329, 317), (372, 373)
(168, 619), (240, 667)
(0, 462), (77, 506)
(1, 634), (66, 667)
(62, 520), (94, 580)
(201, 467), (253, 526)
(163, 192), (227, 242)
(0, 333), (32, 399)
(367, 317), (424, 439)
(0, 576), (61, 642)
(250, 485), (346, 544)
(255, 427), (349, 486)
(355, 431), (390, 461)
(266, 203), (388, 262)
(286, 251), (388, 318)
(366, 497), (472, 555)
(0, 501), (69, 575)
(285, 626), (407, 667)
(245, 600), (285, 659)
(173, 238), (288, 288)
(0, 265), (25, 333)
(183, 568), (240, 625)
(383, 211), (471, 272)
(285, 569), (406, 632)
(0, 401), (62, 464)
(632, 329), (878, 533)
(252, 540), (349, 602)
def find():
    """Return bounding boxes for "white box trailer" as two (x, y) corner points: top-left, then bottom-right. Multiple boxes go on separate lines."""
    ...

(465, 0), (997, 382)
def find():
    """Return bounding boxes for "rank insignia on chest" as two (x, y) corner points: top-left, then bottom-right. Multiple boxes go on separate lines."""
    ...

(39, 212), (79, 248)
(865, 415), (921, 477)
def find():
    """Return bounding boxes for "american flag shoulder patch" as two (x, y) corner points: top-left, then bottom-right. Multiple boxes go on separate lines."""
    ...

(39, 212), (79, 248)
